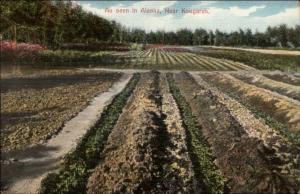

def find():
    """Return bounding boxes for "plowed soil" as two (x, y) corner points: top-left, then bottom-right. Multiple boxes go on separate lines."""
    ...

(172, 72), (300, 193)
(263, 73), (300, 86)
(87, 71), (196, 194)
(232, 72), (300, 101)
(200, 72), (300, 133)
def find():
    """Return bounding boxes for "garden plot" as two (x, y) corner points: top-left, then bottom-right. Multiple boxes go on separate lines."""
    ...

(2, 68), (300, 194)
(87, 71), (197, 193)
(170, 72), (300, 193)
(1, 70), (122, 151)
(109, 48), (254, 71)
(1, 73), (132, 194)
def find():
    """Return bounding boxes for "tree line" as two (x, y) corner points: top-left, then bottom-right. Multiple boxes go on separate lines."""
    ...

(1, 0), (113, 47)
(1, 0), (299, 48)
(113, 25), (300, 48)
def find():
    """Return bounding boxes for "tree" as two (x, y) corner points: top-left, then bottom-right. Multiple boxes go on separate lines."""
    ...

(1, 0), (114, 47)
(208, 30), (214, 46)
(193, 28), (208, 45)
(278, 24), (288, 47)
(175, 28), (193, 45)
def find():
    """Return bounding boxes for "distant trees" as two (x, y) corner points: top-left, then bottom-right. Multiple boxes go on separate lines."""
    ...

(1, 0), (299, 48)
(193, 28), (208, 45)
(1, 0), (113, 47)
(134, 25), (300, 48)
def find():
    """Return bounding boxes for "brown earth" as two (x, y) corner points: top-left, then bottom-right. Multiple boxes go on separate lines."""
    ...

(1, 70), (122, 151)
(172, 72), (300, 193)
(87, 71), (197, 194)
(263, 73), (300, 86)
(231, 72), (300, 101)
(201, 73), (300, 133)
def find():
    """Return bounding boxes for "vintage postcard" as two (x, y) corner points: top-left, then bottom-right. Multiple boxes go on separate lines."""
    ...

(1, 1), (300, 193)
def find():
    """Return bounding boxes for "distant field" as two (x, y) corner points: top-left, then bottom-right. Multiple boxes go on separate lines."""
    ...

(197, 47), (300, 72)
(2, 45), (299, 72)
(202, 46), (300, 55)
(10, 48), (252, 71)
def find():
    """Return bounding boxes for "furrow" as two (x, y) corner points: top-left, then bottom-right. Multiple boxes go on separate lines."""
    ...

(263, 73), (300, 86)
(178, 53), (207, 70)
(87, 71), (197, 194)
(200, 72), (300, 133)
(204, 57), (239, 71)
(174, 72), (300, 193)
(192, 55), (219, 70)
(198, 56), (231, 71)
(232, 72), (300, 101)
(38, 73), (140, 194)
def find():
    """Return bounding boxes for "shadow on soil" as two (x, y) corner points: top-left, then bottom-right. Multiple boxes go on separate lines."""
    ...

(1, 144), (61, 190)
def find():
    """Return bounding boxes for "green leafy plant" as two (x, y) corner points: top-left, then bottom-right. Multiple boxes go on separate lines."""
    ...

(166, 73), (225, 194)
(40, 73), (140, 194)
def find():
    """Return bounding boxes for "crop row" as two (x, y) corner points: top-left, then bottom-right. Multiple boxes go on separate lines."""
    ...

(201, 73), (300, 134)
(128, 48), (254, 71)
(172, 72), (300, 193)
(87, 71), (200, 193)
(197, 48), (300, 72)
(263, 73), (300, 86)
(231, 72), (300, 101)
(40, 73), (140, 194)
(167, 73), (225, 194)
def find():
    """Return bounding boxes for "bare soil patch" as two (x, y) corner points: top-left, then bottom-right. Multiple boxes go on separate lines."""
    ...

(1, 70), (122, 151)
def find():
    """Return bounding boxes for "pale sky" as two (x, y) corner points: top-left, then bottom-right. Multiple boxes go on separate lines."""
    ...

(77, 1), (300, 32)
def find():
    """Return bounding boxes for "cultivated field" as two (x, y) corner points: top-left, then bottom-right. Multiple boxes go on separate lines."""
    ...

(108, 48), (255, 71)
(1, 48), (300, 194)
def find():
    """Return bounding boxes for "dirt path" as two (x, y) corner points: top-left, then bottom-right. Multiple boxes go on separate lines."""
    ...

(1, 73), (132, 194)
(203, 46), (300, 56)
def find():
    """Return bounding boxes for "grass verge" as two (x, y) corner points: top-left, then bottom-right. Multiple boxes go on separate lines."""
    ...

(166, 73), (225, 194)
(39, 73), (140, 194)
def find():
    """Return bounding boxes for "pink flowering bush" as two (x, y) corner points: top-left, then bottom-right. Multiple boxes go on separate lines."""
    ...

(0, 41), (46, 61)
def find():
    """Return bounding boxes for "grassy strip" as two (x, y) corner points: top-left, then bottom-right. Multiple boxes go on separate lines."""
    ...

(204, 79), (300, 147)
(198, 49), (300, 72)
(39, 73), (140, 194)
(166, 73), (225, 194)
